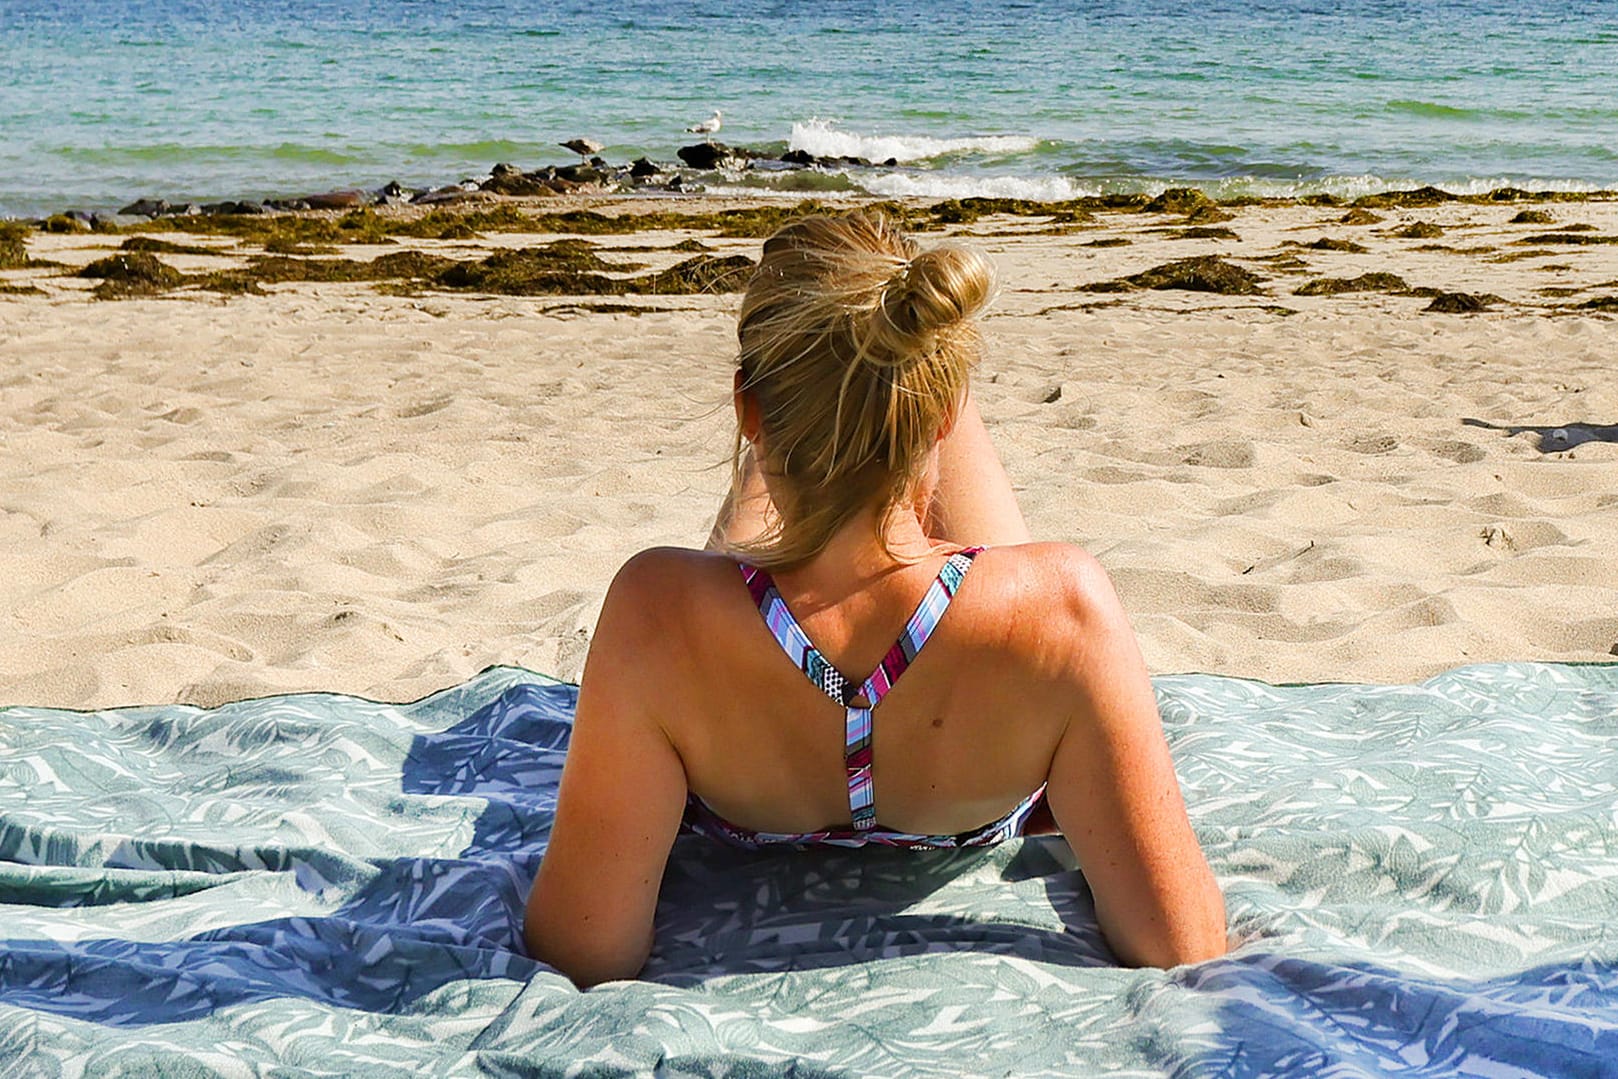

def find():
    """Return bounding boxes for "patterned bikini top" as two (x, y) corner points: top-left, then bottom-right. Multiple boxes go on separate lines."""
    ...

(682, 546), (1047, 850)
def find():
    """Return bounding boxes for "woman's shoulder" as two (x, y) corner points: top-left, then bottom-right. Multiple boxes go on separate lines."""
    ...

(965, 542), (1136, 679)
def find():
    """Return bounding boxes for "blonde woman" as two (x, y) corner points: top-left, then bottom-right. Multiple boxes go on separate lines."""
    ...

(525, 211), (1226, 986)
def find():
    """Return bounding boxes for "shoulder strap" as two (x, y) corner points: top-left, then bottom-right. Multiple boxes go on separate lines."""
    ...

(740, 548), (983, 831)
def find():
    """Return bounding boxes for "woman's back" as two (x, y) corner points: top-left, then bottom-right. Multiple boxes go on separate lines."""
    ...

(635, 542), (1072, 842)
(523, 210), (1226, 987)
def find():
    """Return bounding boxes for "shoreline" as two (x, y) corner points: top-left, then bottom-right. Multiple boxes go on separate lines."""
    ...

(1, 191), (1615, 708)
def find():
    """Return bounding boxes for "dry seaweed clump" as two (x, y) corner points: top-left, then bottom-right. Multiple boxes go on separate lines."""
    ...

(434, 250), (754, 296)
(0, 221), (29, 269)
(1394, 221), (1445, 239)
(77, 252), (184, 299)
(1085, 256), (1262, 295)
(1294, 273), (1410, 296)
(193, 250), (457, 294)
(1511, 210), (1555, 225)
(1424, 291), (1503, 313)
(1301, 237), (1370, 253)
(1339, 208), (1384, 226)
(121, 236), (229, 256)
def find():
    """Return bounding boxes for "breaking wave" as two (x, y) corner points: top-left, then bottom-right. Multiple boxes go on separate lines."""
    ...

(787, 119), (1039, 164)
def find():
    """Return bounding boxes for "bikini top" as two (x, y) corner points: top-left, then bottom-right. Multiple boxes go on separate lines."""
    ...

(682, 546), (1047, 850)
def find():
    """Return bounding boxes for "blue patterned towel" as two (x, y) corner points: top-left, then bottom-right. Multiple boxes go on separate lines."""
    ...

(3, 663), (1617, 1076)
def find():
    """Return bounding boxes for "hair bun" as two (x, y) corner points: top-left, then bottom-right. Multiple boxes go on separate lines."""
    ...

(869, 245), (993, 367)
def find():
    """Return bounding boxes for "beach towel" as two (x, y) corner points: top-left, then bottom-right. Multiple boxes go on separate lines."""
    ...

(3, 662), (1617, 1077)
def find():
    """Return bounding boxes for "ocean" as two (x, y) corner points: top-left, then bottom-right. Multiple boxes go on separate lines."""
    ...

(2, 0), (1616, 218)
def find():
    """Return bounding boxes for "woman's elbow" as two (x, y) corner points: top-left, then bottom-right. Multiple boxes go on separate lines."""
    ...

(1100, 890), (1229, 969)
(523, 910), (651, 989)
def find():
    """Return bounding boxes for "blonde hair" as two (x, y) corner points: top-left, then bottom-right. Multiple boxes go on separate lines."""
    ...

(726, 210), (993, 570)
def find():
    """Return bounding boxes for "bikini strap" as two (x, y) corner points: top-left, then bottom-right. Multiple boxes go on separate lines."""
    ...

(739, 547), (983, 830)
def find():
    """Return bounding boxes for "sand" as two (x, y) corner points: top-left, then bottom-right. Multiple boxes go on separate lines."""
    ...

(2, 196), (1616, 709)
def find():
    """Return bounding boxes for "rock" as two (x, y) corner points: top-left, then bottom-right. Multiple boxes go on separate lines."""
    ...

(490, 162), (523, 177)
(90, 212), (122, 233)
(629, 157), (661, 178)
(302, 190), (366, 210)
(882, 157), (898, 167)
(1145, 187), (1215, 215)
(1510, 209), (1555, 225)
(119, 197), (170, 217)
(201, 200), (265, 215)
(1423, 291), (1500, 313)
(554, 164), (609, 184)
(780, 148), (815, 166)
(481, 170), (557, 196)
(677, 141), (745, 170)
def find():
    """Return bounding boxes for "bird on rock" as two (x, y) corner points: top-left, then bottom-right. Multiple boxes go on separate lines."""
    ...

(685, 110), (723, 139)
(560, 138), (605, 161)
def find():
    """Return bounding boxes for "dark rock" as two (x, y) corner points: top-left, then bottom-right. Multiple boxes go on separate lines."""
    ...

(882, 157), (898, 167)
(554, 164), (609, 184)
(119, 198), (170, 217)
(302, 190), (367, 210)
(677, 142), (745, 170)
(263, 198), (312, 212)
(1510, 209), (1554, 225)
(1086, 255), (1262, 295)
(1145, 187), (1215, 215)
(490, 162), (522, 177)
(629, 157), (661, 178)
(1339, 208), (1384, 226)
(1294, 272), (1410, 296)
(201, 200), (265, 215)
(481, 171), (556, 196)
(1424, 291), (1500, 313)
(173, 203), (202, 216)
(90, 213), (122, 233)
(780, 148), (815, 166)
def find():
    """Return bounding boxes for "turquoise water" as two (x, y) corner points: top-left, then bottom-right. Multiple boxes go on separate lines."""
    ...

(3, 0), (1616, 217)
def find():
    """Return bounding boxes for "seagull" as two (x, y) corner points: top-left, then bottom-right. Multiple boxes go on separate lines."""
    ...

(559, 138), (604, 162)
(685, 110), (723, 139)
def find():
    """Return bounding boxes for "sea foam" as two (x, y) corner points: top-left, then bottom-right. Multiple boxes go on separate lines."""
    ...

(787, 119), (1038, 164)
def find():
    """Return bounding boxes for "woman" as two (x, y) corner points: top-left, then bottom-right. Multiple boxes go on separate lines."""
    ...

(524, 211), (1226, 987)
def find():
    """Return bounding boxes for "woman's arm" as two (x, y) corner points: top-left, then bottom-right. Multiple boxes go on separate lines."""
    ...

(1039, 548), (1228, 968)
(524, 551), (690, 988)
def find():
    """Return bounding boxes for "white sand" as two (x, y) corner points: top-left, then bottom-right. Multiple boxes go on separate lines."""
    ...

(2, 197), (1615, 708)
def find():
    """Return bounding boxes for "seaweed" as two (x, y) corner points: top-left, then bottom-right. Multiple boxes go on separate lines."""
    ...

(1294, 272), (1410, 296)
(1424, 291), (1502, 313)
(1338, 208), (1384, 226)
(121, 236), (229, 256)
(263, 237), (340, 255)
(192, 249), (458, 293)
(433, 251), (753, 296)
(1183, 204), (1236, 224)
(1352, 186), (1458, 209)
(76, 251), (184, 299)
(0, 221), (29, 269)
(1144, 188), (1216, 216)
(1173, 227), (1239, 241)
(1301, 237), (1370, 253)
(1393, 221), (1445, 239)
(0, 282), (44, 296)
(1577, 296), (1618, 311)
(1521, 232), (1618, 245)
(1510, 210), (1555, 225)
(1084, 256), (1262, 295)
(42, 214), (89, 234)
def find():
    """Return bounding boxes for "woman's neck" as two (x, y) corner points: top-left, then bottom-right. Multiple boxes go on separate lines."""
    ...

(784, 499), (940, 595)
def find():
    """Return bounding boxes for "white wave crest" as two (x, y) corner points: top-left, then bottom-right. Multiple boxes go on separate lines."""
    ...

(787, 119), (1039, 164)
(856, 172), (1099, 201)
